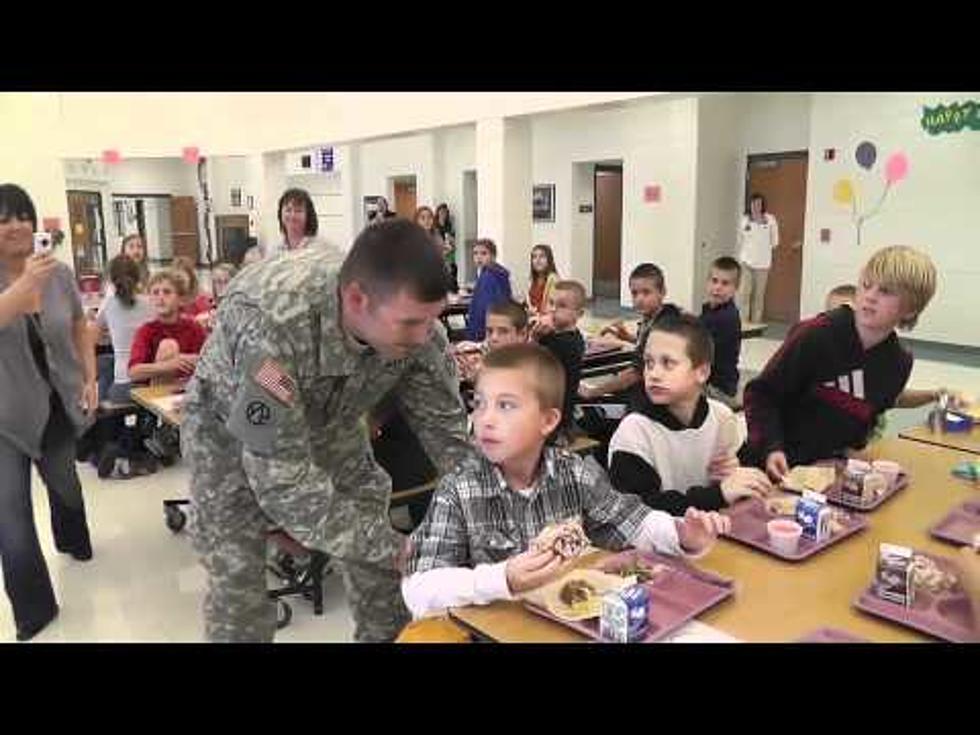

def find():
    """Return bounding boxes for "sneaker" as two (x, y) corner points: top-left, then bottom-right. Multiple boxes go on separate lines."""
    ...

(97, 444), (119, 479)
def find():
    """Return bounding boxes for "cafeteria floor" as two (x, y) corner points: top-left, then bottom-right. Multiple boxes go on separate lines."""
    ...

(4, 312), (977, 642)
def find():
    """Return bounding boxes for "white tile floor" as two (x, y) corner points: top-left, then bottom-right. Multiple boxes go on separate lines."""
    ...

(3, 326), (977, 643)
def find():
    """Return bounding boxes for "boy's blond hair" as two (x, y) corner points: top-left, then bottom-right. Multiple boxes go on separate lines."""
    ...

(148, 268), (188, 298)
(553, 279), (587, 311)
(825, 283), (856, 310)
(480, 343), (565, 413)
(861, 246), (936, 330)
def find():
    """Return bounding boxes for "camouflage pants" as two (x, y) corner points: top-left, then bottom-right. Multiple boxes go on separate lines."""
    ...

(183, 413), (409, 643)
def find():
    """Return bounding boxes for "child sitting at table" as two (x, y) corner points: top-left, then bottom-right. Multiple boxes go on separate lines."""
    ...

(579, 263), (681, 402)
(527, 244), (559, 317)
(173, 255), (213, 322)
(699, 257), (742, 409)
(741, 246), (937, 480)
(824, 282), (959, 414)
(530, 280), (587, 437)
(608, 314), (772, 515)
(129, 269), (208, 386)
(451, 299), (529, 383)
(401, 343), (730, 619)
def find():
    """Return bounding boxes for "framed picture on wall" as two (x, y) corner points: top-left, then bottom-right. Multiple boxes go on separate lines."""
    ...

(532, 184), (555, 222)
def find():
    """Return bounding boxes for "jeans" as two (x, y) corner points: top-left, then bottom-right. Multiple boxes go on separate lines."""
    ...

(0, 393), (92, 637)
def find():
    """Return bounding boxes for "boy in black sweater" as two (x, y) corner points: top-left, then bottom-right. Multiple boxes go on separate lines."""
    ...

(699, 256), (742, 408)
(740, 246), (937, 480)
(531, 279), (587, 435)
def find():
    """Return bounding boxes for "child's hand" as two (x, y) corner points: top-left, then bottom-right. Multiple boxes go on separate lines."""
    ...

(505, 547), (570, 594)
(720, 467), (773, 504)
(708, 453), (739, 482)
(600, 320), (630, 341)
(531, 313), (556, 339)
(676, 508), (731, 555)
(175, 354), (199, 374)
(765, 451), (790, 482)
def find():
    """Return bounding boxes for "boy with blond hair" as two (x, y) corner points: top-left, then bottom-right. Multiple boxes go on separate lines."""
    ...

(742, 246), (938, 479)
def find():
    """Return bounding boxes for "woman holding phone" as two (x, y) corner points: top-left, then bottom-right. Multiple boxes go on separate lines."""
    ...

(0, 183), (97, 641)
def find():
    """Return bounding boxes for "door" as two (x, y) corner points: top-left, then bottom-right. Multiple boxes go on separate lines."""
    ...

(215, 215), (250, 263)
(392, 179), (417, 220)
(745, 152), (808, 323)
(171, 196), (201, 263)
(66, 190), (107, 276)
(593, 166), (623, 301)
(461, 170), (478, 285)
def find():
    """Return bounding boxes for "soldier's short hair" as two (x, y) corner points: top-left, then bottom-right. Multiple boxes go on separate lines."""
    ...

(480, 343), (565, 413)
(340, 219), (449, 304)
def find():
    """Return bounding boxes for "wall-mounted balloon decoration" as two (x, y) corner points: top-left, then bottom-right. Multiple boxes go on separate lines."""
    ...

(832, 141), (909, 246)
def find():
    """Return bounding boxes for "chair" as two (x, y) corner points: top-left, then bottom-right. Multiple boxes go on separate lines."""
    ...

(266, 530), (332, 630)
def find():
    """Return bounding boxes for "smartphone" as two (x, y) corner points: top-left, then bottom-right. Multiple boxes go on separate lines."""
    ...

(33, 231), (53, 255)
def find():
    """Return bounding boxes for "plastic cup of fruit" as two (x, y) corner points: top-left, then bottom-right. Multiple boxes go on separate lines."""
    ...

(871, 460), (901, 489)
(767, 519), (803, 555)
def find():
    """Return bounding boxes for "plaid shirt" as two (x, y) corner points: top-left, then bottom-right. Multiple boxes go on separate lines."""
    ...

(407, 446), (651, 574)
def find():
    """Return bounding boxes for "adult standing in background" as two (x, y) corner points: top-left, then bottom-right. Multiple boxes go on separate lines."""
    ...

(270, 188), (334, 258)
(416, 205), (458, 292)
(0, 184), (97, 641)
(368, 196), (397, 226)
(434, 203), (458, 291)
(736, 193), (779, 324)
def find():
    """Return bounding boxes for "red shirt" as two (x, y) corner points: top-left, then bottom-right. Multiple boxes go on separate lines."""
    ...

(180, 293), (214, 318)
(128, 317), (208, 374)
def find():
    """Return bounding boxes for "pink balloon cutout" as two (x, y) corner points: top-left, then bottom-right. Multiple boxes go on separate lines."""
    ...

(885, 152), (909, 184)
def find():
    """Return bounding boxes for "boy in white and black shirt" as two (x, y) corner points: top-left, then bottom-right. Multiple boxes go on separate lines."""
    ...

(609, 314), (772, 516)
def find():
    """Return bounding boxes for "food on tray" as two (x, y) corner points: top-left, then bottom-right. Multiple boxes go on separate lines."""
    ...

(531, 518), (589, 560)
(827, 509), (853, 536)
(613, 558), (669, 583)
(783, 465), (836, 494)
(910, 555), (958, 595)
(522, 568), (628, 621)
(765, 495), (799, 517)
(559, 579), (597, 608)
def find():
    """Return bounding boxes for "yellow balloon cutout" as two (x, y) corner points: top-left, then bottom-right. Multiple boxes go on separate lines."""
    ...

(833, 178), (854, 205)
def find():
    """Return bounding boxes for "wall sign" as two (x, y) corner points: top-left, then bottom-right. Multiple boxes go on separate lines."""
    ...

(532, 185), (555, 222)
(921, 101), (980, 136)
(644, 185), (661, 203)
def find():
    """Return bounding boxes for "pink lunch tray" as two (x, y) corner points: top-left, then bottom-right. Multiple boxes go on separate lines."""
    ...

(795, 627), (869, 643)
(929, 500), (980, 548)
(783, 460), (910, 512)
(584, 341), (622, 358)
(523, 550), (734, 643)
(853, 551), (978, 643)
(721, 496), (868, 561)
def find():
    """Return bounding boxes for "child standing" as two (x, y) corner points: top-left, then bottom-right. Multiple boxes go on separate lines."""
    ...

(466, 239), (513, 341)
(699, 256), (742, 407)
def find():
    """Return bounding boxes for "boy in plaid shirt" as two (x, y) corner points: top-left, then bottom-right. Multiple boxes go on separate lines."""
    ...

(402, 343), (730, 619)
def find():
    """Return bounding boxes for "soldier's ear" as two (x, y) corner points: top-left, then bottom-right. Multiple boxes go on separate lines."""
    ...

(341, 280), (369, 316)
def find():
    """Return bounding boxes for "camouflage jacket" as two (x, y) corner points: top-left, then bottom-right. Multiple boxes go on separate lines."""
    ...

(184, 248), (473, 553)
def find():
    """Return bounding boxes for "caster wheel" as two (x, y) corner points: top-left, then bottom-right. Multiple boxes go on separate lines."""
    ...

(165, 506), (187, 533)
(276, 600), (292, 630)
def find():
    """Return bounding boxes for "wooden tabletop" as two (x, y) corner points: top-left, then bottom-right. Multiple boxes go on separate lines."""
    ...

(449, 437), (978, 643)
(899, 424), (980, 455)
(130, 384), (185, 427)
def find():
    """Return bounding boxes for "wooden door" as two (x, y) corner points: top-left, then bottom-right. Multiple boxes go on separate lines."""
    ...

(393, 180), (417, 220)
(215, 215), (250, 263)
(593, 166), (623, 300)
(66, 190), (106, 275)
(745, 153), (808, 323)
(171, 196), (200, 263)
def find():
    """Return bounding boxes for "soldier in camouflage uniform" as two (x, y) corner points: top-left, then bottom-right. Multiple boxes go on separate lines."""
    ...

(181, 220), (474, 642)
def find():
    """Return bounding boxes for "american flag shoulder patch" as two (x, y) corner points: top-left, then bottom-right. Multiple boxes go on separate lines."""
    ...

(253, 358), (297, 407)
